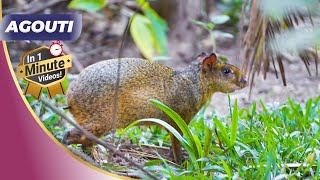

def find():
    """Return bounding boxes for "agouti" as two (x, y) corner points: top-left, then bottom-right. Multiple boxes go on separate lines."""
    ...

(63, 52), (247, 163)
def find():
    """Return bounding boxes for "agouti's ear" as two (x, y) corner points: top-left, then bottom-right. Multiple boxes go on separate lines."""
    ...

(201, 53), (218, 72)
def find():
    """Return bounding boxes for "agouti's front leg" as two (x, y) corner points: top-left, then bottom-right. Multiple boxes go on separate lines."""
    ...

(62, 128), (99, 158)
(62, 128), (94, 147)
(169, 133), (182, 164)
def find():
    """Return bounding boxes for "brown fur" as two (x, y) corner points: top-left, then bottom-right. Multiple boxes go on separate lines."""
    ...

(64, 53), (247, 163)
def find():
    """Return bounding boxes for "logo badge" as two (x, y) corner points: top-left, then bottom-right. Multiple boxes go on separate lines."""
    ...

(17, 41), (72, 99)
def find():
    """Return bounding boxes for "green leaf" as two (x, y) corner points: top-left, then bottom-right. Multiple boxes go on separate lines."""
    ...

(218, 156), (232, 180)
(134, 119), (189, 147)
(192, 20), (215, 31)
(201, 164), (224, 172)
(68, 0), (107, 12)
(129, 118), (199, 169)
(130, 14), (154, 60)
(144, 159), (164, 166)
(214, 116), (230, 146)
(62, 77), (69, 91)
(149, 99), (198, 157)
(211, 15), (230, 25)
(218, 55), (229, 63)
(203, 127), (212, 157)
(193, 133), (203, 160)
(144, 8), (168, 55)
(260, 99), (268, 113)
(230, 99), (238, 145)
(43, 114), (59, 128)
(265, 151), (274, 179)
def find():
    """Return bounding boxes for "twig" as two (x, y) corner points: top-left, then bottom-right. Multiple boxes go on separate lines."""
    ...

(40, 98), (158, 180)
(66, 146), (100, 167)
(120, 148), (178, 167)
(141, 144), (170, 150)
(26, 0), (68, 14)
(109, 170), (142, 179)
(120, 143), (171, 151)
(110, 12), (131, 148)
(214, 128), (225, 150)
(122, 149), (160, 159)
(25, 0), (68, 14)
(4, 0), (68, 14)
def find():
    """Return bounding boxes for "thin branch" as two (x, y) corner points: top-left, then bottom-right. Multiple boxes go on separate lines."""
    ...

(4, 0), (68, 14)
(66, 146), (100, 167)
(111, 5), (134, 148)
(214, 128), (224, 150)
(110, 20), (130, 142)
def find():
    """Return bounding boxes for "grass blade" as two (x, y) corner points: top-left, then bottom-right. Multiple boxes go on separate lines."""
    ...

(149, 99), (198, 157)
(230, 99), (239, 145)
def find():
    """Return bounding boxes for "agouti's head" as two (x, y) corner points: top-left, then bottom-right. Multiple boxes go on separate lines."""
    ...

(195, 52), (247, 93)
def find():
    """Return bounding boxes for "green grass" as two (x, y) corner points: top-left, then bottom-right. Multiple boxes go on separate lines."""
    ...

(22, 76), (320, 180)
(127, 96), (320, 179)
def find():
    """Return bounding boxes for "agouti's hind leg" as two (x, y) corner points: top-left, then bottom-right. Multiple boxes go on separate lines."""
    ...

(169, 133), (182, 164)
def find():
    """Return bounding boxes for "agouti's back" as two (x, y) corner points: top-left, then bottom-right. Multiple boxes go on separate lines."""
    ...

(68, 58), (175, 98)
(67, 58), (179, 141)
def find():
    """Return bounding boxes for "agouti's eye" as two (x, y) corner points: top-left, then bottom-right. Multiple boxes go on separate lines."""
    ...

(223, 68), (231, 75)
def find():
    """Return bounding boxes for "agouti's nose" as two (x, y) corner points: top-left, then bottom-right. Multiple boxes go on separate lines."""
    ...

(241, 78), (247, 86)
(238, 78), (247, 88)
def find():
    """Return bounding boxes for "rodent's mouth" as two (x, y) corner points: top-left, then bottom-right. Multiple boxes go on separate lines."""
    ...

(234, 83), (247, 91)
(236, 78), (248, 89)
(234, 85), (242, 91)
(238, 84), (247, 89)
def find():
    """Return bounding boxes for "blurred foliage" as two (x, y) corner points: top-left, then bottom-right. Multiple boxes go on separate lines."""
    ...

(261, 0), (320, 54)
(217, 0), (244, 28)
(192, 20), (216, 51)
(68, 0), (107, 12)
(131, 0), (168, 60)
(193, 14), (234, 52)
(67, 0), (168, 60)
(193, 0), (243, 52)
(260, 0), (318, 18)
(242, 0), (320, 91)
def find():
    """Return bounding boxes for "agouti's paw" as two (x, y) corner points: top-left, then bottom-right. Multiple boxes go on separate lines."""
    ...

(62, 131), (71, 145)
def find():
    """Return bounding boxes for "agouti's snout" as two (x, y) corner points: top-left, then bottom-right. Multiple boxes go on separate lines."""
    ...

(237, 77), (247, 89)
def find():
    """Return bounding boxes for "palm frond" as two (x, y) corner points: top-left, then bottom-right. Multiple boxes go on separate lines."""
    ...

(241, 0), (319, 94)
